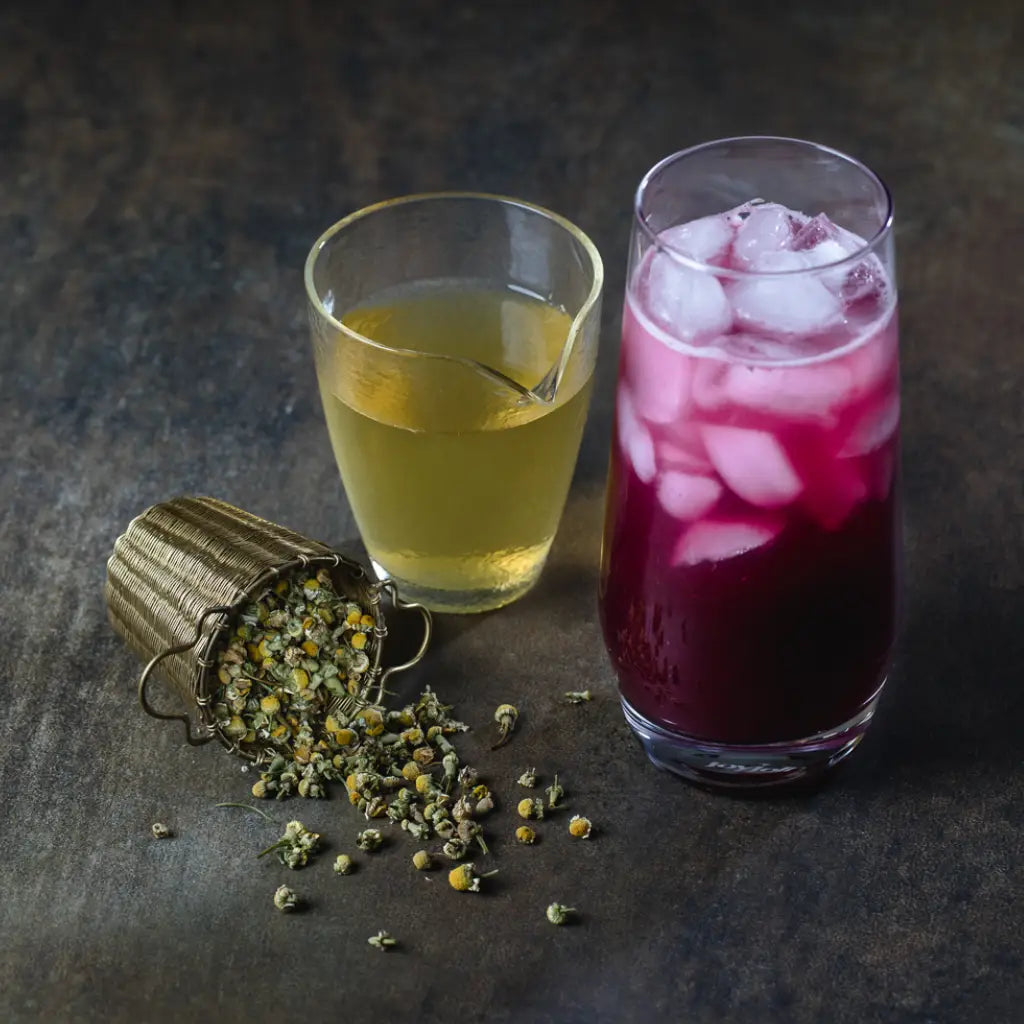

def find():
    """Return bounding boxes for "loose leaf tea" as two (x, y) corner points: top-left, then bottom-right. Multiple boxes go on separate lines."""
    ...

(273, 885), (300, 912)
(258, 820), (321, 869)
(546, 903), (575, 925)
(564, 690), (592, 704)
(367, 930), (397, 951)
(211, 568), (377, 791)
(491, 704), (519, 748)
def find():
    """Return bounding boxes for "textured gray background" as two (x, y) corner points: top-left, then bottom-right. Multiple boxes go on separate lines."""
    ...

(1, 1), (1022, 1022)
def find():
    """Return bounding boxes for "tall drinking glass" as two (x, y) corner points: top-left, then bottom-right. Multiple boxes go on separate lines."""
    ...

(600, 138), (900, 789)
(306, 194), (603, 614)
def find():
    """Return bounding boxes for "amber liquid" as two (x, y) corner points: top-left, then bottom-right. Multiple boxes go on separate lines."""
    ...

(318, 281), (593, 612)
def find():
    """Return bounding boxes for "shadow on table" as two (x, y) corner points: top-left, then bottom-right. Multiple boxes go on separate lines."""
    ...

(854, 566), (1024, 786)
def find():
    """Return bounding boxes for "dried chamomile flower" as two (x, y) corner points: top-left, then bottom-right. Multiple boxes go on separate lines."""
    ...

(492, 703), (519, 749)
(273, 885), (300, 912)
(546, 902), (575, 925)
(412, 850), (433, 871)
(259, 820), (321, 869)
(447, 862), (498, 893)
(516, 767), (538, 788)
(517, 797), (545, 820)
(333, 854), (355, 875)
(568, 814), (593, 839)
(356, 828), (383, 852)
(442, 837), (469, 861)
(442, 750), (460, 791)
(151, 822), (172, 839)
(211, 568), (376, 775)
(546, 774), (565, 810)
(564, 690), (592, 704)
(515, 825), (537, 845)
(457, 819), (489, 854)
(367, 930), (397, 951)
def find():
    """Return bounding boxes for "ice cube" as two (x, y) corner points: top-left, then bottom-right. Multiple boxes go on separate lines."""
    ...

(750, 249), (813, 272)
(722, 360), (854, 426)
(660, 215), (733, 265)
(729, 274), (844, 336)
(700, 424), (803, 507)
(731, 204), (792, 269)
(691, 357), (730, 411)
(672, 514), (783, 567)
(709, 332), (804, 363)
(623, 301), (693, 424)
(657, 471), (723, 521)
(841, 258), (888, 306)
(843, 317), (898, 399)
(655, 425), (714, 474)
(800, 456), (869, 530)
(792, 213), (838, 250)
(838, 389), (900, 456)
(643, 253), (733, 342)
(616, 386), (657, 483)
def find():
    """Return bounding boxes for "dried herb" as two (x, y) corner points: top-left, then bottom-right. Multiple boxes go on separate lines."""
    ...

(546, 903), (575, 925)
(516, 797), (545, 820)
(273, 885), (300, 912)
(447, 862), (498, 893)
(568, 814), (593, 839)
(545, 774), (565, 810)
(356, 828), (383, 852)
(211, 568), (378, 795)
(491, 704), (519, 749)
(259, 820), (321, 868)
(368, 930), (397, 951)
(564, 690), (592, 704)
(214, 802), (275, 823)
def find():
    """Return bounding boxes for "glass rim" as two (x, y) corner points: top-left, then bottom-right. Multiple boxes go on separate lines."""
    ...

(303, 190), (605, 355)
(634, 136), (895, 279)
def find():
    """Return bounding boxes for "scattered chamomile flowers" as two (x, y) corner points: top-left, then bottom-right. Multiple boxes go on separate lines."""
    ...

(546, 902), (575, 925)
(367, 930), (397, 951)
(492, 703), (519, 748)
(273, 885), (300, 912)
(259, 820), (321, 868)
(517, 797), (545, 820)
(568, 815), (593, 839)
(448, 862), (498, 893)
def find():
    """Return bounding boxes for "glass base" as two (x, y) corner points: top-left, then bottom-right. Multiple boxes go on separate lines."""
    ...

(621, 683), (885, 792)
(370, 558), (539, 614)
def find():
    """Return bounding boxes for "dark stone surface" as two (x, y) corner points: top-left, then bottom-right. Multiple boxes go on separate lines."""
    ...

(1, 1), (1021, 1021)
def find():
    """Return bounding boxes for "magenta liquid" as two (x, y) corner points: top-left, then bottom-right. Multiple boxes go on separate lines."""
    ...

(600, 203), (900, 746)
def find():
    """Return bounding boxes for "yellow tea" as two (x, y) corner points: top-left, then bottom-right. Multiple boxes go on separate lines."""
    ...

(318, 281), (593, 612)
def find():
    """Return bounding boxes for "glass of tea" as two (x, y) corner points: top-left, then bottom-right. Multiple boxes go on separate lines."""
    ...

(600, 138), (900, 789)
(306, 193), (603, 614)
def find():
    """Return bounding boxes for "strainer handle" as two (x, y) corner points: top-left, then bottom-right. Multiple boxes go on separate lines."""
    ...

(138, 606), (234, 746)
(370, 581), (433, 705)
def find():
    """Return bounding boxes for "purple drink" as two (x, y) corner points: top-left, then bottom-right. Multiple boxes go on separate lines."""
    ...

(600, 140), (900, 788)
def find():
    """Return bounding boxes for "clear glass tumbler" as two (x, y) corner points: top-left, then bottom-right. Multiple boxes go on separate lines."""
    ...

(599, 137), (900, 789)
(306, 193), (603, 614)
